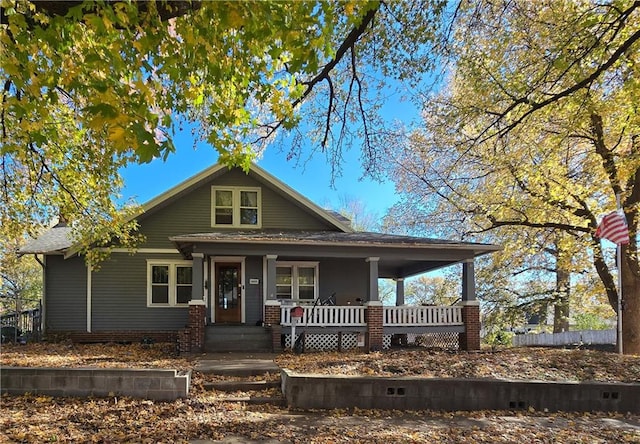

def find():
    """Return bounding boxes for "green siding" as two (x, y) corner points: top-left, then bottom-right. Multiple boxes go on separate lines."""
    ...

(318, 259), (369, 305)
(242, 256), (263, 325)
(45, 255), (87, 332)
(138, 168), (336, 248)
(91, 253), (189, 330)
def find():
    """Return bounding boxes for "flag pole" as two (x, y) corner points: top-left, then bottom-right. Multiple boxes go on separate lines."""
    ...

(616, 194), (623, 355)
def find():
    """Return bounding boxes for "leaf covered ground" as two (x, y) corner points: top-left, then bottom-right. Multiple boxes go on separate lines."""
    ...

(275, 347), (640, 383)
(1, 343), (640, 443)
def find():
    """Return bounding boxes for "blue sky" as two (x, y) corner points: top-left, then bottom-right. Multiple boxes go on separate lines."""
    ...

(120, 135), (397, 219)
(120, 87), (420, 222)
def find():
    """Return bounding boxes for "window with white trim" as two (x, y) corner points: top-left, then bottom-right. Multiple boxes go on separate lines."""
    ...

(276, 262), (318, 300)
(211, 186), (261, 228)
(147, 261), (193, 307)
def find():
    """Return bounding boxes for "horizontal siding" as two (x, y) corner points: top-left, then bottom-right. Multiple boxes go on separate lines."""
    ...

(318, 259), (369, 305)
(91, 253), (189, 331)
(243, 256), (263, 325)
(45, 255), (87, 332)
(138, 167), (336, 248)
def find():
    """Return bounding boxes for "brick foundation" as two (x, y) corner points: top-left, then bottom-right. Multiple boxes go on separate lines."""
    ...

(459, 303), (481, 351)
(60, 331), (177, 344)
(365, 303), (383, 351)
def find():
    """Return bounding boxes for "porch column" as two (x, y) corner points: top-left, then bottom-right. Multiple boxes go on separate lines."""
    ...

(266, 255), (278, 300)
(365, 301), (384, 351)
(459, 259), (480, 350)
(462, 259), (476, 302)
(395, 278), (405, 306)
(180, 253), (205, 353)
(191, 253), (204, 301)
(366, 257), (379, 302)
(393, 278), (407, 346)
(265, 300), (282, 353)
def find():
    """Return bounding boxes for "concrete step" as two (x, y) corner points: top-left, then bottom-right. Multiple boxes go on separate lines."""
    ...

(194, 357), (280, 376)
(203, 380), (281, 392)
(204, 326), (272, 352)
(216, 395), (286, 406)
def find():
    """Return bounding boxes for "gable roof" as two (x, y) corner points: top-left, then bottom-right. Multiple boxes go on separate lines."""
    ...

(138, 163), (354, 232)
(18, 163), (355, 255)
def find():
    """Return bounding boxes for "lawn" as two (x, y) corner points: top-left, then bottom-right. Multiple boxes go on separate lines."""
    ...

(1, 343), (639, 443)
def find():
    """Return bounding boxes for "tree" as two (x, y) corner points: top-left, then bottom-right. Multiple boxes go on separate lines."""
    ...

(404, 274), (459, 306)
(1, 0), (450, 259)
(382, 0), (640, 353)
(0, 238), (42, 315)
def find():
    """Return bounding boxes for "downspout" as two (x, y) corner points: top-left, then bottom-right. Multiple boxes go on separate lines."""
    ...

(33, 254), (45, 338)
(87, 264), (92, 333)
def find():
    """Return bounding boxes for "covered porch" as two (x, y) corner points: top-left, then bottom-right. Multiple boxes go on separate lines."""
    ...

(171, 231), (499, 353)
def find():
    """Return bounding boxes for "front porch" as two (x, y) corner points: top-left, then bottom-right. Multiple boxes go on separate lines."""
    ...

(173, 231), (495, 353)
(265, 301), (480, 352)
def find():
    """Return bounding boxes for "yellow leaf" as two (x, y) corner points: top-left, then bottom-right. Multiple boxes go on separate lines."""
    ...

(108, 125), (126, 143)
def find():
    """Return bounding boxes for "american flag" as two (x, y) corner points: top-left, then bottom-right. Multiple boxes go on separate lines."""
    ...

(595, 211), (630, 245)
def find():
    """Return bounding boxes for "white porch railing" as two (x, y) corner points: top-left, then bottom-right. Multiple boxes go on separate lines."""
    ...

(280, 306), (366, 327)
(383, 306), (463, 326)
(279, 305), (463, 327)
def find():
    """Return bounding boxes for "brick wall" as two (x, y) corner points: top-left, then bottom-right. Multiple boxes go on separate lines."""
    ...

(365, 303), (383, 351)
(62, 331), (177, 344)
(459, 304), (481, 351)
(178, 303), (206, 353)
(264, 304), (281, 326)
(264, 303), (282, 353)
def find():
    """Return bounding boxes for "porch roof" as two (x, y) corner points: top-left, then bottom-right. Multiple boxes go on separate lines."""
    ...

(170, 231), (501, 278)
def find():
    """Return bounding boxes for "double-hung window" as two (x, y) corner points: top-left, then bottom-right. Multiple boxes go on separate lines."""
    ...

(147, 260), (193, 307)
(212, 186), (261, 228)
(276, 262), (318, 301)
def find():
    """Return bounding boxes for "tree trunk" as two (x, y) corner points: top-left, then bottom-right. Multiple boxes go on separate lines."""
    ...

(553, 243), (571, 333)
(621, 250), (640, 355)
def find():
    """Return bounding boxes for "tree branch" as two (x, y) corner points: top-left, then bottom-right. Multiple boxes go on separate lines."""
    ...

(252, 5), (379, 145)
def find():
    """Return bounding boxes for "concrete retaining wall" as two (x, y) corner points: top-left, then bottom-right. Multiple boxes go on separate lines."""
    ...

(1, 367), (190, 401)
(281, 370), (639, 413)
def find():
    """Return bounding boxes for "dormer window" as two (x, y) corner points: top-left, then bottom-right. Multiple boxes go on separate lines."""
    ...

(211, 186), (261, 228)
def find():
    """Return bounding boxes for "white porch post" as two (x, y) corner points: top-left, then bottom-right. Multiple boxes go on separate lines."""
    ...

(266, 255), (278, 300)
(191, 253), (204, 301)
(366, 257), (379, 302)
(462, 259), (476, 302)
(395, 278), (405, 306)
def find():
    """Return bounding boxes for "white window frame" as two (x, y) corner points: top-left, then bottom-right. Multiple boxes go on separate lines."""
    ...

(275, 261), (319, 301)
(211, 186), (262, 228)
(147, 260), (193, 307)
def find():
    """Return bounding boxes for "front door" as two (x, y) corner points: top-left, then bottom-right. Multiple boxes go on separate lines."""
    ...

(215, 263), (242, 323)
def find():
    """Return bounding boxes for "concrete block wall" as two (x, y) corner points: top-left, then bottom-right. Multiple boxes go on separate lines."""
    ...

(1, 367), (191, 401)
(281, 370), (640, 413)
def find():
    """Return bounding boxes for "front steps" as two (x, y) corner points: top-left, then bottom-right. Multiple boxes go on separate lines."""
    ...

(204, 325), (272, 352)
(195, 354), (284, 406)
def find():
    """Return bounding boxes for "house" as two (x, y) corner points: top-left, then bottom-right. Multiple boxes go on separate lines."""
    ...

(19, 163), (500, 352)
